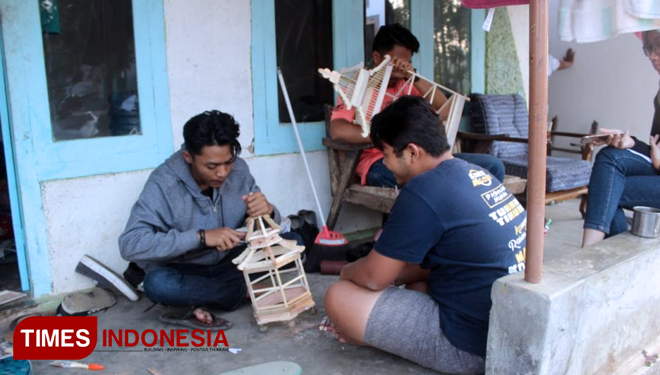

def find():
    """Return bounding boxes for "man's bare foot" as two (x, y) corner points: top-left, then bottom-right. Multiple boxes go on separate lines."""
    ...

(319, 316), (347, 343)
(193, 307), (213, 324)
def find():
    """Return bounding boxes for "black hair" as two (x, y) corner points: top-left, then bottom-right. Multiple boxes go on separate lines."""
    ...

(370, 96), (449, 157)
(183, 110), (241, 158)
(643, 29), (660, 44)
(372, 23), (420, 55)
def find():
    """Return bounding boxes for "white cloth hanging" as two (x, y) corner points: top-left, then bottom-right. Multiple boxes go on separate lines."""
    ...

(625, 0), (660, 19)
(558, 0), (660, 43)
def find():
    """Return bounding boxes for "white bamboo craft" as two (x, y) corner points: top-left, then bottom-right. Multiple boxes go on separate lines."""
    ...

(232, 214), (315, 325)
(319, 55), (393, 137)
(319, 59), (469, 148)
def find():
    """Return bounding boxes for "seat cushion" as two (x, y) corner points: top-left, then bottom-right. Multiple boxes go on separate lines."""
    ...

(501, 155), (592, 192)
(470, 94), (529, 158)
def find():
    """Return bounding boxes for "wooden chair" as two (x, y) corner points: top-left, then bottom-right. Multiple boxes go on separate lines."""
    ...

(458, 94), (597, 217)
(322, 105), (396, 230)
(548, 116), (599, 161)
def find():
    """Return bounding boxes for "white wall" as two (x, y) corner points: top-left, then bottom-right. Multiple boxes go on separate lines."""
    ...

(164, 0), (255, 152)
(162, 0), (378, 230)
(548, 0), (657, 139)
(494, 3), (655, 148)
(507, 6), (530, 101)
(43, 171), (151, 294)
(41, 1), (379, 294)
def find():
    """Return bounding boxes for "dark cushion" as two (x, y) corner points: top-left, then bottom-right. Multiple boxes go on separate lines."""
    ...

(501, 155), (593, 192)
(470, 93), (592, 192)
(469, 93), (529, 158)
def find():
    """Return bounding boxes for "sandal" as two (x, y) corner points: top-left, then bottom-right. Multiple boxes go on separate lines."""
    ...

(159, 307), (232, 331)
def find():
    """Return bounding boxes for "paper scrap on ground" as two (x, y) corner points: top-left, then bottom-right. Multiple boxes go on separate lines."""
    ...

(0, 290), (27, 307)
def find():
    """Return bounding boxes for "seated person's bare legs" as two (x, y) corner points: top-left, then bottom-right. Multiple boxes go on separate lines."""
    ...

(324, 281), (386, 345)
(324, 263), (428, 344)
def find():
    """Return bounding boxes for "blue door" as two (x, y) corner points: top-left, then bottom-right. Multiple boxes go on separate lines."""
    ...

(0, 22), (29, 291)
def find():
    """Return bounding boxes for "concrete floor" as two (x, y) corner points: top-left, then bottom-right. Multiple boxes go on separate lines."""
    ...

(543, 198), (585, 261)
(1, 199), (586, 375)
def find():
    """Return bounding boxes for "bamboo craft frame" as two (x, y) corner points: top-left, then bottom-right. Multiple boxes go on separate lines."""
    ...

(319, 55), (393, 137)
(232, 215), (315, 325)
(319, 60), (469, 147)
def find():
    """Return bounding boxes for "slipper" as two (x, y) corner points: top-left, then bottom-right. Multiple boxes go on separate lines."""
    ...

(159, 307), (232, 331)
(56, 287), (117, 316)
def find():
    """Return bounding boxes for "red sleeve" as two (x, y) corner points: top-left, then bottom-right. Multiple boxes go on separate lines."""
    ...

(330, 95), (356, 123)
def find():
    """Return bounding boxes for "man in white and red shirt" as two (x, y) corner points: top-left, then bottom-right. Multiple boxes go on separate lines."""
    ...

(330, 23), (504, 187)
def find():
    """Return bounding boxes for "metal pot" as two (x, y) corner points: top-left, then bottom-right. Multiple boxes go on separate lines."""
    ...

(631, 206), (660, 238)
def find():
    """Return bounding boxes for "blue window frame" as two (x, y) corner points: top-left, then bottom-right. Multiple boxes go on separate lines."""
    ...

(0, 0), (171, 295)
(251, 0), (475, 156)
(0, 23), (29, 291)
(4, 0), (172, 182)
(252, 0), (364, 155)
(471, 9), (486, 94)
(410, 0), (435, 79)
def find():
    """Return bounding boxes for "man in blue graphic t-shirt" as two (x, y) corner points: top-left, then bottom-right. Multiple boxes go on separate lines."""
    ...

(324, 96), (526, 375)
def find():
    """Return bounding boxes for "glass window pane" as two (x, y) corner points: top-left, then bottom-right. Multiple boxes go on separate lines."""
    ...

(41, 0), (140, 141)
(364, 0), (410, 63)
(434, 1), (471, 94)
(275, 0), (334, 123)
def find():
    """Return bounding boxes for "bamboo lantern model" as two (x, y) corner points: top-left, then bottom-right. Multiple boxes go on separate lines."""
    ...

(319, 55), (393, 137)
(232, 214), (315, 326)
(318, 57), (469, 149)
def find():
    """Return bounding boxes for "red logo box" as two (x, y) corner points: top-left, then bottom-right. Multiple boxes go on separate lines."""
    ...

(13, 316), (97, 360)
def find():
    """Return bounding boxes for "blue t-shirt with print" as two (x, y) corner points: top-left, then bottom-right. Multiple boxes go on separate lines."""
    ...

(374, 158), (526, 357)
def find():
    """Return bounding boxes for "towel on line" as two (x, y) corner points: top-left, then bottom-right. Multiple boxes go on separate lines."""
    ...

(625, 0), (660, 19)
(559, 0), (660, 43)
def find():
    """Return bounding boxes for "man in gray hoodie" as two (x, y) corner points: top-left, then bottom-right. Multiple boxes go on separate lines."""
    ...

(119, 110), (282, 328)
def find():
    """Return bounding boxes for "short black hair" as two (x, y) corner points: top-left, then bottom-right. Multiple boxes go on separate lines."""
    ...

(183, 110), (241, 158)
(370, 96), (449, 157)
(643, 29), (660, 44)
(372, 23), (420, 55)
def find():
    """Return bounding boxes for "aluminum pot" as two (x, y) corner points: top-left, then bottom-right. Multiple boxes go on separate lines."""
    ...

(631, 206), (660, 238)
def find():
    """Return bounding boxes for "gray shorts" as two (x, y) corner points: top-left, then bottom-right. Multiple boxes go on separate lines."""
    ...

(365, 287), (485, 375)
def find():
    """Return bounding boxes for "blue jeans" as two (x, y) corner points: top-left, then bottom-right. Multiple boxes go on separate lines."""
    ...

(143, 232), (302, 310)
(457, 153), (505, 182)
(584, 147), (660, 236)
(366, 153), (506, 188)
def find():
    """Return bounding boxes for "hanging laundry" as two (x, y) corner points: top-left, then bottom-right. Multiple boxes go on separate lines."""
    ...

(461, 0), (528, 9)
(625, 0), (660, 19)
(559, 0), (660, 43)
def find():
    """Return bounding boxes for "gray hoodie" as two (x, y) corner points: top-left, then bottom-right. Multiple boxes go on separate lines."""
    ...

(118, 148), (281, 270)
